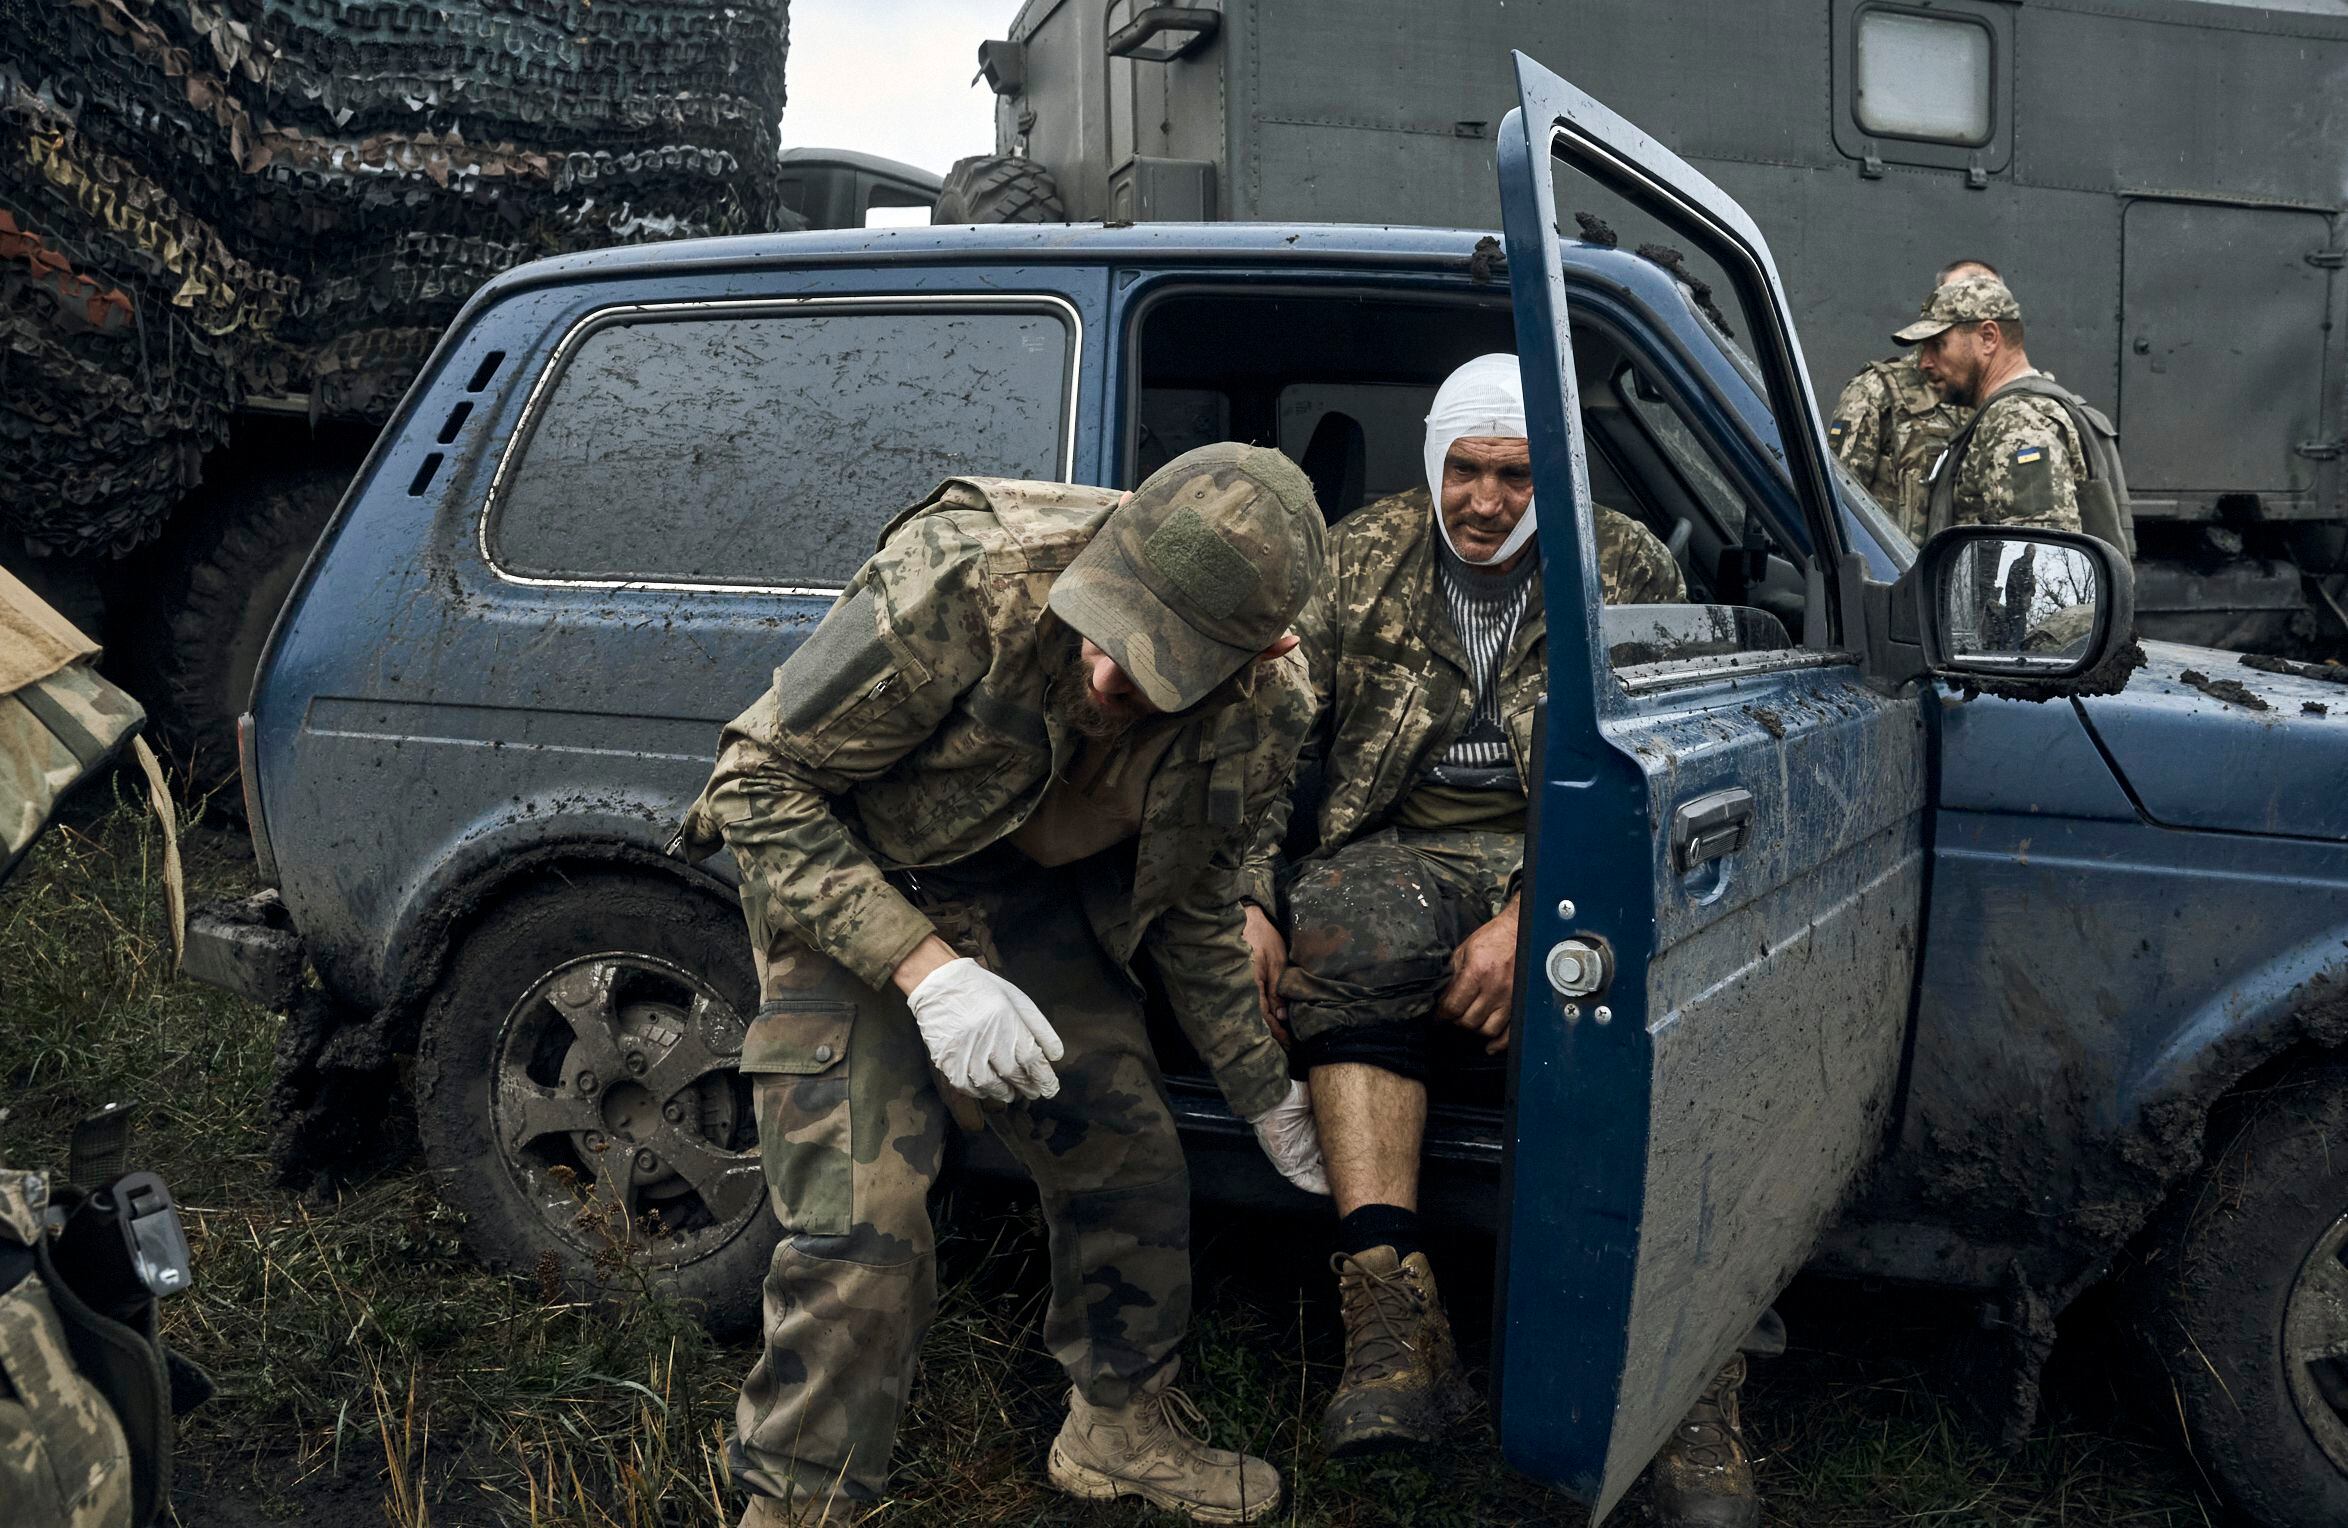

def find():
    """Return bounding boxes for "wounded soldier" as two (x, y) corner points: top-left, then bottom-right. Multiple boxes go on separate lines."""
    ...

(1240, 355), (1767, 1527)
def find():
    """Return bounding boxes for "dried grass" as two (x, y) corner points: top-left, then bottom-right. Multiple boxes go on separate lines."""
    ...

(0, 791), (2220, 1526)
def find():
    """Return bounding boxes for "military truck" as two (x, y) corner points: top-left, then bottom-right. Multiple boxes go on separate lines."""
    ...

(951, 0), (2348, 655)
(0, 1), (938, 800)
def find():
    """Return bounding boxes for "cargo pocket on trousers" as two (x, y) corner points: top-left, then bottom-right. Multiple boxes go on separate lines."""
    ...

(0, 1273), (127, 1522)
(742, 1000), (856, 1238)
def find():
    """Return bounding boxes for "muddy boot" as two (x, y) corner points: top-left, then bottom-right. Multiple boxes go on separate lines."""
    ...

(1046, 1360), (1283, 1524)
(1321, 1246), (1473, 1455)
(1649, 1355), (1760, 1528)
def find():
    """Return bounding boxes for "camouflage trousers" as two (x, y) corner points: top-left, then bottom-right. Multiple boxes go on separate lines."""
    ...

(730, 858), (1190, 1511)
(1279, 826), (1521, 1080)
(1, 1172), (133, 1528)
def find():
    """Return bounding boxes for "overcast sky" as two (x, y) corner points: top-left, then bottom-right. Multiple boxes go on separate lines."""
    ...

(785, 1), (1024, 176)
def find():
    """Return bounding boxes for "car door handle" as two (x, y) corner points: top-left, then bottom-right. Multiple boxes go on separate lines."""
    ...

(1671, 787), (1754, 872)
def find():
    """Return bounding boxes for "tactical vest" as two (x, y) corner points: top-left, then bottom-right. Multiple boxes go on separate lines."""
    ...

(1926, 374), (2137, 558)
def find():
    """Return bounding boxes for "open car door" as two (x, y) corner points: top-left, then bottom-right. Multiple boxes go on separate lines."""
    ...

(1493, 53), (1928, 1518)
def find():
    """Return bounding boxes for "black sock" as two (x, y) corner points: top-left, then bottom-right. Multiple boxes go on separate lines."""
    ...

(1338, 1203), (1424, 1263)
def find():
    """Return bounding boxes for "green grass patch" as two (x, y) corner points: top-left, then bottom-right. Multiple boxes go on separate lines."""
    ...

(1, 795), (2218, 1525)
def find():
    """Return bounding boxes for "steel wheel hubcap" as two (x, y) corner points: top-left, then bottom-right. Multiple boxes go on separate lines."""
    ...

(489, 952), (761, 1267)
(2284, 1207), (2348, 1475)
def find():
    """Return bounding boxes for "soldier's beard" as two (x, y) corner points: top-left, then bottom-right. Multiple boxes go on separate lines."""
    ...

(1048, 636), (1143, 743)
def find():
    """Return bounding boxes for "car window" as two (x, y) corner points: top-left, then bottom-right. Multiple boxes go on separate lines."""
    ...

(1614, 367), (1750, 541)
(490, 303), (1073, 590)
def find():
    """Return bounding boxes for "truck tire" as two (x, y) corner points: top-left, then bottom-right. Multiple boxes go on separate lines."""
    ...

(933, 155), (1064, 224)
(2129, 1056), (2348, 1528)
(145, 468), (345, 802)
(415, 874), (777, 1337)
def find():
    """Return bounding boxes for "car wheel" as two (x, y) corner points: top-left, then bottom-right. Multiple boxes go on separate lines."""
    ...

(2131, 1056), (2348, 1528)
(415, 874), (776, 1336)
(932, 155), (1064, 224)
(140, 466), (345, 806)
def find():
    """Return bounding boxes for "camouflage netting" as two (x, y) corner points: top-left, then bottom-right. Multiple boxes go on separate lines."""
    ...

(0, 0), (791, 557)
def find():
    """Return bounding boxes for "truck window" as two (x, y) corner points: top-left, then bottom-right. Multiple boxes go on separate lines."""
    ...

(489, 301), (1074, 591)
(1854, 8), (1993, 145)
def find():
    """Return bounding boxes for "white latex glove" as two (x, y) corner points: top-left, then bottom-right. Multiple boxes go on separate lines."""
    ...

(1247, 1079), (1330, 1196)
(904, 957), (1065, 1104)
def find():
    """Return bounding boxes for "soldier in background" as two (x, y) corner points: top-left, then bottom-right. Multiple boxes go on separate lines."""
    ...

(680, 443), (1330, 1525)
(1903, 274), (2134, 554)
(1829, 258), (2001, 542)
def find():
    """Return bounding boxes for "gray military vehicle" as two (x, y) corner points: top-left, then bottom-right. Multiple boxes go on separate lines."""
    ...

(952, 0), (2348, 654)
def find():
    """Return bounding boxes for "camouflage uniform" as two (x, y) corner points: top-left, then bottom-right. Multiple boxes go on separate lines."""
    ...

(1828, 352), (1970, 544)
(1242, 487), (1682, 1059)
(1929, 387), (2087, 535)
(1891, 276), (2088, 538)
(681, 461), (1319, 1511)
(0, 1170), (132, 1528)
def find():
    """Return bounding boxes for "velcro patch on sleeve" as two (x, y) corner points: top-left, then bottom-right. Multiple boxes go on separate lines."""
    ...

(775, 585), (887, 729)
(1143, 506), (1259, 620)
(2013, 445), (2044, 465)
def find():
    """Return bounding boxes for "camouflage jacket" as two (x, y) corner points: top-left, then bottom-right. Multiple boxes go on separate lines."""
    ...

(681, 478), (1312, 1119)
(1829, 353), (1971, 544)
(1927, 378), (2087, 536)
(1241, 487), (1682, 904)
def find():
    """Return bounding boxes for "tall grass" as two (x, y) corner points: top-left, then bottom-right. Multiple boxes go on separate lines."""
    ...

(1, 793), (2217, 1525)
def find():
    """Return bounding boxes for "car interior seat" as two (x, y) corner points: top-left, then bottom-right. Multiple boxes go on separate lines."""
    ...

(1299, 409), (1367, 523)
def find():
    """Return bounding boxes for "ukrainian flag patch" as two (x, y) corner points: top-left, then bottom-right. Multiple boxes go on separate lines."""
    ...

(2013, 445), (2045, 465)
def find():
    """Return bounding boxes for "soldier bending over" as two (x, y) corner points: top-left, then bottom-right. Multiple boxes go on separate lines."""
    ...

(682, 444), (1332, 1525)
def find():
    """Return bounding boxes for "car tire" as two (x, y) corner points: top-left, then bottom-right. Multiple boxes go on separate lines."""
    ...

(2129, 1056), (2348, 1528)
(415, 873), (777, 1337)
(141, 466), (345, 805)
(932, 155), (1064, 224)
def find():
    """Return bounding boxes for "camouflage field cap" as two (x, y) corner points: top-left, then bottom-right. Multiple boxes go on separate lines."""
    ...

(1894, 274), (2024, 344)
(1048, 442), (1325, 713)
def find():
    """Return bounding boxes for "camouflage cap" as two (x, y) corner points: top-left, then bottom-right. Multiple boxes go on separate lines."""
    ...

(1048, 443), (1325, 713)
(1893, 274), (2024, 345)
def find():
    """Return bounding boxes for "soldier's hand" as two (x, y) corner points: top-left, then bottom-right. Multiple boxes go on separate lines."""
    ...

(1239, 901), (1291, 1043)
(903, 957), (1065, 1104)
(1246, 1078), (1330, 1195)
(1439, 895), (1521, 1054)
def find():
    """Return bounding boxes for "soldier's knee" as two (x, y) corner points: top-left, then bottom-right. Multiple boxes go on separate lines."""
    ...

(1283, 848), (1440, 988)
(1020, 1082), (1188, 1195)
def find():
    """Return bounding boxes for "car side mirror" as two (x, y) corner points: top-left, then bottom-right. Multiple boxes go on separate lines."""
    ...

(1848, 527), (2138, 695)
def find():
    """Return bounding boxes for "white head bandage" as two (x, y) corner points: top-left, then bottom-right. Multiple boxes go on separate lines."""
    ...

(1423, 353), (1537, 565)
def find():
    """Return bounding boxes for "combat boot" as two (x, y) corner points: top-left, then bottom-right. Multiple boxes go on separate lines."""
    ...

(1649, 1355), (1760, 1528)
(1047, 1360), (1283, 1523)
(1321, 1246), (1474, 1454)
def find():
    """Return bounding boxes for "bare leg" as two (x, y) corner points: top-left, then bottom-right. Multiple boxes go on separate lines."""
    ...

(1311, 1062), (1428, 1215)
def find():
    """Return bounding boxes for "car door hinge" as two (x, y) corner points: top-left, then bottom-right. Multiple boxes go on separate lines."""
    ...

(2297, 439), (2345, 462)
(2307, 249), (2347, 269)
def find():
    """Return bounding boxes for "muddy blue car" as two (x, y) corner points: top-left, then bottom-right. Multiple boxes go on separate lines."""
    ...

(188, 57), (2348, 1528)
